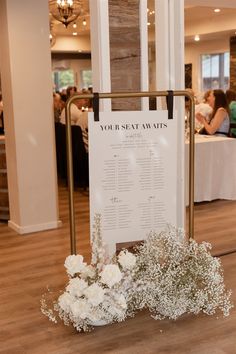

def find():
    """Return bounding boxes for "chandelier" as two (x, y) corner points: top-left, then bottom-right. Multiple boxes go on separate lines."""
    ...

(49, 0), (83, 28)
(49, 23), (56, 47)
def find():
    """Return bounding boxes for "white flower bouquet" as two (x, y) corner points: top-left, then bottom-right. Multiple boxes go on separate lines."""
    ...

(41, 214), (136, 332)
(41, 219), (233, 332)
(195, 103), (212, 119)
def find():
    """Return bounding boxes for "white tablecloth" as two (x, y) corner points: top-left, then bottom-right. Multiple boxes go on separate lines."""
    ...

(185, 135), (236, 203)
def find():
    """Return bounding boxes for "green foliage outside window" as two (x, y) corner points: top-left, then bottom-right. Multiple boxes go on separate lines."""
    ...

(81, 70), (92, 88)
(53, 70), (75, 91)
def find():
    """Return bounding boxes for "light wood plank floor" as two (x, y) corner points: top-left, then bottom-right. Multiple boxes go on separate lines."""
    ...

(0, 186), (236, 354)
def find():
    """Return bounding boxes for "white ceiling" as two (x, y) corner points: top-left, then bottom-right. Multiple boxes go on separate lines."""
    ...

(50, 1), (236, 44)
(185, 0), (236, 9)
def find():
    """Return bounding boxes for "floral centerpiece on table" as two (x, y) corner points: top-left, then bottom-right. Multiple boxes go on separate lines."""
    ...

(41, 214), (137, 332)
(41, 218), (233, 332)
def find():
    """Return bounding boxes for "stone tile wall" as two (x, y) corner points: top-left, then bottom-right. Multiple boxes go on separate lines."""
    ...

(108, 0), (141, 110)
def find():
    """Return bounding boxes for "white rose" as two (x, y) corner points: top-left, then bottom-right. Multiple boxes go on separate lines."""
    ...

(70, 299), (91, 319)
(118, 250), (136, 270)
(64, 255), (86, 276)
(83, 283), (105, 306)
(66, 278), (88, 297)
(100, 264), (122, 288)
(58, 292), (75, 313)
(80, 265), (96, 279)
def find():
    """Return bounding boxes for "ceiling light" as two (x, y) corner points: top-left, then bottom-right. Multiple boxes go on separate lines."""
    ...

(194, 34), (200, 41)
(72, 32), (77, 36)
(147, 22), (151, 26)
(49, 0), (82, 28)
(214, 8), (221, 13)
(73, 22), (77, 28)
(82, 18), (87, 26)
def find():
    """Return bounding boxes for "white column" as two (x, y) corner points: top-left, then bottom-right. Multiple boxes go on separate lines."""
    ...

(0, 0), (60, 234)
(155, 0), (185, 230)
(89, 0), (111, 111)
(155, 0), (170, 92)
(155, 0), (184, 90)
(139, 0), (149, 110)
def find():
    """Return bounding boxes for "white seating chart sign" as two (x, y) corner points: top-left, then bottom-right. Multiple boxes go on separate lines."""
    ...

(89, 110), (178, 247)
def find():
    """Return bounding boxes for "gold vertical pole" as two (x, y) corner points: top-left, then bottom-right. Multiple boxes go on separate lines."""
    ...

(188, 94), (195, 239)
(65, 98), (76, 255)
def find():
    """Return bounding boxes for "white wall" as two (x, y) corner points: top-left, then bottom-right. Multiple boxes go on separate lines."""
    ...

(52, 35), (90, 52)
(185, 37), (229, 94)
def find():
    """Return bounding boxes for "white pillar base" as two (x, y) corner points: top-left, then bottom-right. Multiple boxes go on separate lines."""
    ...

(8, 220), (62, 235)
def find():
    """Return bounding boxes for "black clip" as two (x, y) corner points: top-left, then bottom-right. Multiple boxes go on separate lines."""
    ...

(166, 90), (174, 120)
(93, 92), (100, 122)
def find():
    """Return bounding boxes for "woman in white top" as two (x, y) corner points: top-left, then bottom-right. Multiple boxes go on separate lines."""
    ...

(196, 89), (230, 136)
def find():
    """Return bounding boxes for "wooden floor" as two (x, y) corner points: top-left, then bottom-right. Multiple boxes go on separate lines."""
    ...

(0, 186), (236, 354)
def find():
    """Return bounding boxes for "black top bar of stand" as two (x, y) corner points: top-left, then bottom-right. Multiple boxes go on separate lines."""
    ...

(166, 90), (174, 119)
(91, 90), (176, 122)
(93, 92), (100, 122)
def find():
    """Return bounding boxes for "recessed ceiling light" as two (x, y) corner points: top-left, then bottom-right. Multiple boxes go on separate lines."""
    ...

(72, 32), (77, 36)
(214, 8), (221, 13)
(194, 34), (200, 41)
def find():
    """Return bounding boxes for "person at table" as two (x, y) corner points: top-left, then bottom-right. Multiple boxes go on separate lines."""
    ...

(203, 90), (211, 105)
(66, 86), (77, 99)
(60, 93), (86, 126)
(195, 89), (230, 136)
(226, 89), (236, 138)
(53, 92), (62, 123)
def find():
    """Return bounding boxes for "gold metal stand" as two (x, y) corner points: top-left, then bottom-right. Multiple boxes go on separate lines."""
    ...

(65, 90), (195, 254)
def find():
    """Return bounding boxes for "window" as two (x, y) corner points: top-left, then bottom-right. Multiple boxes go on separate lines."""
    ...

(81, 70), (92, 88)
(201, 53), (229, 92)
(53, 69), (75, 92)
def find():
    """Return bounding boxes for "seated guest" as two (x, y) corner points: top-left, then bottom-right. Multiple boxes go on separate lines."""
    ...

(60, 95), (83, 126)
(196, 89), (230, 136)
(195, 89), (213, 123)
(60, 92), (88, 151)
(203, 90), (212, 104)
(53, 93), (62, 123)
(66, 86), (77, 99)
(226, 89), (236, 137)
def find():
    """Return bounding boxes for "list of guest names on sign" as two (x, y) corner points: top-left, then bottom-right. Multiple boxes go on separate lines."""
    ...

(89, 111), (178, 245)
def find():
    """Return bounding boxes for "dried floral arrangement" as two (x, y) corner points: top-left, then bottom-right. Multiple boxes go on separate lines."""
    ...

(41, 215), (233, 332)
